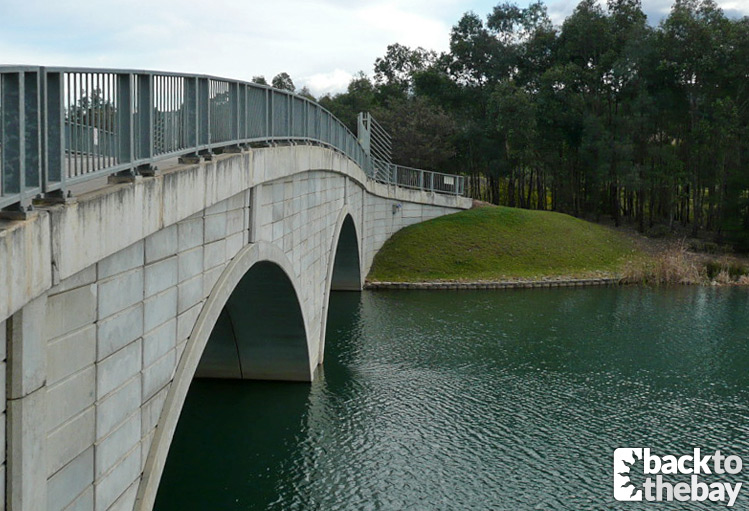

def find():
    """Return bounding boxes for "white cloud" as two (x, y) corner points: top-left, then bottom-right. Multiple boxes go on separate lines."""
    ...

(0, 0), (746, 97)
(303, 69), (355, 97)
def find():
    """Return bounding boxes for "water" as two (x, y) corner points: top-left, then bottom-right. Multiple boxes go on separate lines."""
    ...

(155, 287), (749, 510)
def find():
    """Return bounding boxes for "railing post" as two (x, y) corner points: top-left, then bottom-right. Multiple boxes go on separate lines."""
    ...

(24, 71), (41, 201)
(1, 72), (25, 212)
(230, 81), (239, 142)
(418, 169), (423, 190)
(43, 70), (65, 196)
(183, 77), (197, 153)
(116, 73), (132, 168)
(136, 73), (153, 162)
(269, 90), (274, 139)
(198, 78), (209, 150)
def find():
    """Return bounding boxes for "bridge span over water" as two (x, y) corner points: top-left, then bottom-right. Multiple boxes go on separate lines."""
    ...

(0, 67), (470, 511)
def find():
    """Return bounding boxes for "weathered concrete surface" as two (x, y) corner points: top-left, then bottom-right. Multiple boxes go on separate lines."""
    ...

(0, 145), (470, 511)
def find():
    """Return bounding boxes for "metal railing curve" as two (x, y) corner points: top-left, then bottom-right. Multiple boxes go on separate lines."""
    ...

(0, 66), (464, 213)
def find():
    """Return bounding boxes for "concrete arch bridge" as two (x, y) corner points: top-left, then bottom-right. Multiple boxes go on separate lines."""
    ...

(0, 66), (470, 511)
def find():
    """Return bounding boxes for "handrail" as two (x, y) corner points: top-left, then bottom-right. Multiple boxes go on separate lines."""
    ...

(0, 66), (464, 213)
(372, 158), (465, 196)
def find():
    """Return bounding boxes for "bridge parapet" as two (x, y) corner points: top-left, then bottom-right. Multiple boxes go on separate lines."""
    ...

(0, 66), (464, 216)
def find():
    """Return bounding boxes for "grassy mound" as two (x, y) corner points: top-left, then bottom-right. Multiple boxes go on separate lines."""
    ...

(368, 206), (642, 282)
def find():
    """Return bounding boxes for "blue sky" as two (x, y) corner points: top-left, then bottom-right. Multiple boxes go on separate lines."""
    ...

(0, 0), (746, 96)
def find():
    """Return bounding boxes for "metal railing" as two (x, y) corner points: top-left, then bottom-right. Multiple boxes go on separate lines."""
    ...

(0, 66), (464, 212)
(373, 159), (465, 195)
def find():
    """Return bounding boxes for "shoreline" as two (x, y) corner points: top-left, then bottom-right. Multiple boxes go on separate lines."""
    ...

(364, 277), (621, 290)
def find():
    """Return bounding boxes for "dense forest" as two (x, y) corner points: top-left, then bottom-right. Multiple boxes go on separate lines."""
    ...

(265, 0), (749, 249)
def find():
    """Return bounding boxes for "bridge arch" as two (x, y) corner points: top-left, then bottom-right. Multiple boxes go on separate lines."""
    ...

(135, 241), (311, 511)
(319, 208), (363, 364)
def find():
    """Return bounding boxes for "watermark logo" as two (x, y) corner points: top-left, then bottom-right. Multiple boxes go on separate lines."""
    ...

(614, 448), (743, 507)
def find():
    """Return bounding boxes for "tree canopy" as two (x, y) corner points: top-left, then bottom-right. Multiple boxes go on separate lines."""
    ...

(317, 0), (749, 249)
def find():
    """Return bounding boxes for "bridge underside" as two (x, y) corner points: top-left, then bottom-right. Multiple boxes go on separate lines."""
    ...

(330, 215), (361, 291)
(195, 261), (310, 381)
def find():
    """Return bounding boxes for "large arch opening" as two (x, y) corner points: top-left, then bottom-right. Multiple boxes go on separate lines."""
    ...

(196, 260), (310, 381)
(138, 243), (314, 511)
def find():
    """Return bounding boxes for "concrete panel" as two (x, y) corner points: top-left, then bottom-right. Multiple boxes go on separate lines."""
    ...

(96, 376), (141, 441)
(144, 257), (178, 298)
(46, 366), (95, 432)
(45, 285), (97, 342)
(49, 177), (162, 282)
(161, 163), (205, 227)
(0, 319), (5, 362)
(0, 212), (51, 322)
(46, 325), (96, 386)
(107, 480), (138, 511)
(225, 231), (244, 261)
(177, 247), (203, 283)
(143, 287), (178, 334)
(142, 349), (176, 402)
(144, 224), (177, 264)
(95, 412), (140, 479)
(48, 265), (96, 297)
(177, 303), (202, 343)
(46, 447), (93, 511)
(93, 444), (140, 511)
(143, 318), (176, 368)
(96, 341), (141, 401)
(226, 191), (245, 212)
(204, 212), (227, 243)
(141, 386), (169, 436)
(177, 217), (203, 252)
(202, 264), (224, 298)
(204, 154), (251, 209)
(46, 407), (95, 477)
(97, 304), (143, 362)
(8, 295), (48, 398)
(97, 242), (143, 281)
(0, 363), (5, 414)
(7, 389), (47, 511)
(203, 239), (226, 270)
(97, 269), (144, 320)
(62, 486), (93, 511)
(177, 275), (203, 314)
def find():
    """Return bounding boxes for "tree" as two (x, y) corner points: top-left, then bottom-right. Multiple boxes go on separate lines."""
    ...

(298, 86), (315, 101)
(374, 43), (437, 95)
(251, 75), (268, 86)
(271, 72), (295, 92)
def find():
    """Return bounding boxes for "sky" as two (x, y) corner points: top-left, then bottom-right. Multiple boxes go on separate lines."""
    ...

(1, 0), (747, 97)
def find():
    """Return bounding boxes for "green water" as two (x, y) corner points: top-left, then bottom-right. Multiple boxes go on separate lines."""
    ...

(155, 287), (749, 510)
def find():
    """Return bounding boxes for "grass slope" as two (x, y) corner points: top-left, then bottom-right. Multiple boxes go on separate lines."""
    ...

(368, 206), (641, 282)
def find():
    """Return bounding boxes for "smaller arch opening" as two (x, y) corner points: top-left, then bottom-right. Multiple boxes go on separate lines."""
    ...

(330, 215), (362, 291)
(196, 260), (310, 382)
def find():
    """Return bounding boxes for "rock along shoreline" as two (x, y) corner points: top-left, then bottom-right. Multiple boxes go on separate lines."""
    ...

(364, 278), (621, 290)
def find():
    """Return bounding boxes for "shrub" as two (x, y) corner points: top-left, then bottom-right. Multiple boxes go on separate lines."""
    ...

(646, 224), (670, 238)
